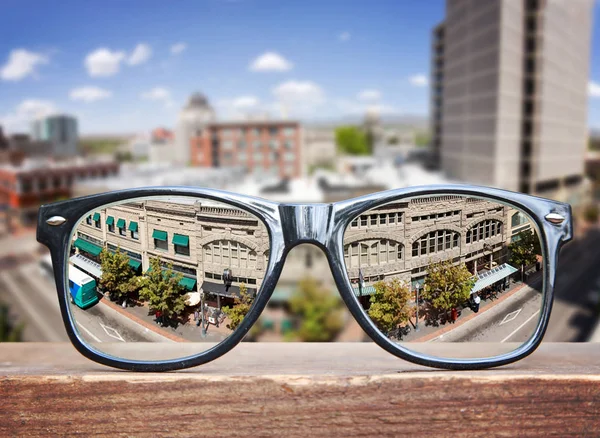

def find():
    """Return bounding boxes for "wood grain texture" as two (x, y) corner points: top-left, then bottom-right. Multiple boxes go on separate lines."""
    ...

(1, 343), (600, 437)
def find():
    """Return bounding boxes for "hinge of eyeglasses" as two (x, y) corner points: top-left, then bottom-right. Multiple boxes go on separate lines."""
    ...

(544, 213), (565, 225)
(46, 216), (67, 226)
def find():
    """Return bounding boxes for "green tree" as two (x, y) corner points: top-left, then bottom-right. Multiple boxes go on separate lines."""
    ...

(335, 126), (369, 155)
(415, 131), (431, 147)
(509, 230), (541, 275)
(367, 278), (414, 338)
(99, 248), (138, 301)
(288, 277), (345, 342)
(138, 257), (187, 324)
(0, 304), (24, 342)
(422, 260), (475, 313)
(221, 283), (254, 331)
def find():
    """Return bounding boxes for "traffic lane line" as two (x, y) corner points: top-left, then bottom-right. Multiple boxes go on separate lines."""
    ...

(76, 321), (102, 343)
(501, 310), (541, 343)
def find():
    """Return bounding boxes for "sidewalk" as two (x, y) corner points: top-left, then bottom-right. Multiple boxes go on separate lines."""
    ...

(100, 297), (229, 344)
(401, 271), (543, 343)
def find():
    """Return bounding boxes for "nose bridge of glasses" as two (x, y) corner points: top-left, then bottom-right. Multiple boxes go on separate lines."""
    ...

(278, 204), (333, 247)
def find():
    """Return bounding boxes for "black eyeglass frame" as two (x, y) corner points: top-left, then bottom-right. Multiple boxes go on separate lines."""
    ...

(36, 184), (572, 372)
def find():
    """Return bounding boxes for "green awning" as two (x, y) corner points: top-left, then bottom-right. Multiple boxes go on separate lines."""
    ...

(128, 259), (142, 270)
(179, 277), (197, 291)
(128, 221), (138, 232)
(352, 285), (377, 297)
(106, 216), (114, 225)
(152, 229), (167, 241)
(172, 234), (189, 246)
(92, 212), (100, 221)
(116, 218), (126, 229)
(73, 239), (103, 257)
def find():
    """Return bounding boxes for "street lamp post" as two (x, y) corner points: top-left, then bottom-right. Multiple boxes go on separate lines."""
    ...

(200, 290), (207, 337)
(415, 284), (420, 332)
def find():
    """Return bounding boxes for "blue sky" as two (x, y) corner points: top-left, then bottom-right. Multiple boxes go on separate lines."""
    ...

(0, 0), (599, 134)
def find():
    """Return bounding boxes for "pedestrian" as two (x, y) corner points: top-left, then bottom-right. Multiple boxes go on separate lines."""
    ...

(473, 295), (481, 313)
(451, 307), (458, 323)
(194, 309), (199, 321)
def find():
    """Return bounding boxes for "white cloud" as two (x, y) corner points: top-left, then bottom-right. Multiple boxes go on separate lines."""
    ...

(140, 87), (173, 108)
(357, 89), (381, 101)
(590, 81), (600, 98)
(249, 52), (293, 72)
(0, 49), (49, 81)
(0, 99), (57, 132)
(409, 74), (428, 87)
(127, 43), (152, 66)
(339, 32), (351, 42)
(273, 80), (324, 104)
(69, 86), (112, 103)
(232, 96), (260, 109)
(84, 48), (126, 77)
(170, 43), (187, 55)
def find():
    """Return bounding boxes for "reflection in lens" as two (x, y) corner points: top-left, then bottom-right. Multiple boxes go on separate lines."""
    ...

(67, 196), (269, 361)
(343, 195), (544, 359)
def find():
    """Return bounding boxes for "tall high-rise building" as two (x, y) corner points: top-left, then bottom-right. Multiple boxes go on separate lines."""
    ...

(31, 114), (79, 157)
(432, 0), (594, 203)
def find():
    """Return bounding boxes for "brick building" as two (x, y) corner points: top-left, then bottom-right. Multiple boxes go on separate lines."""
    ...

(0, 159), (119, 229)
(190, 121), (302, 179)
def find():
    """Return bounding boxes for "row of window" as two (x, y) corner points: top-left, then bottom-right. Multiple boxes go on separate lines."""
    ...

(152, 229), (190, 256)
(344, 240), (403, 269)
(350, 212), (403, 229)
(412, 210), (460, 222)
(222, 151), (296, 163)
(205, 272), (257, 285)
(203, 240), (260, 269)
(221, 140), (295, 150)
(85, 215), (140, 240)
(218, 127), (296, 137)
(466, 220), (502, 244)
(412, 230), (460, 257)
(466, 206), (504, 219)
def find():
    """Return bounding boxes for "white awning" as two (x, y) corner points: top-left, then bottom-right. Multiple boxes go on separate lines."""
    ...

(70, 253), (102, 278)
(471, 263), (518, 294)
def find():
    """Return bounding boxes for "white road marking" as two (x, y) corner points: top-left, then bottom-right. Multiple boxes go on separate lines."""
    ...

(500, 308), (522, 325)
(0, 271), (64, 342)
(501, 310), (540, 343)
(99, 322), (125, 342)
(76, 321), (102, 343)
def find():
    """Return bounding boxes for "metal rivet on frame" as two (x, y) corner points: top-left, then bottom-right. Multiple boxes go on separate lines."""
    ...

(46, 216), (67, 226)
(544, 212), (565, 225)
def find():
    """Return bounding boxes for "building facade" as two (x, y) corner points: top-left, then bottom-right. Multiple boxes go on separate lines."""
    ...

(31, 115), (79, 157)
(0, 159), (119, 228)
(175, 93), (216, 165)
(432, 0), (594, 203)
(343, 196), (533, 296)
(73, 199), (270, 307)
(190, 121), (302, 179)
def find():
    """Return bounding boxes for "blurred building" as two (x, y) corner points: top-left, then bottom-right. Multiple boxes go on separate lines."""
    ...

(190, 120), (302, 179)
(0, 158), (119, 229)
(303, 127), (337, 171)
(31, 114), (79, 157)
(175, 93), (216, 165)
(432, 0), (594, 204)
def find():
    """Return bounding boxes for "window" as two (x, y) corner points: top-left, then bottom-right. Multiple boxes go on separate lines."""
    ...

(412, 230), (460, 257)
(85, 215), (92, 225)
(269, 127), (278, 136)
(153, 229), (168, 251)
(351, 219), (358, 228)
(117, 218), (126, 236)
(107, 216), (115, 233)
(360, 216), (367, 227)
(511, 212), (528, 227)
(93, 212), (101, 229)
(379, 214), (387, 226)
(360, 244), (369, 267)
(203, 240), (256, 268)
(173, 234), (190, 257)
(128, 221), (139, 240)
(388, 213), (396, 224)
(466, 220), (502, 244)
(370, 215), (377, 226)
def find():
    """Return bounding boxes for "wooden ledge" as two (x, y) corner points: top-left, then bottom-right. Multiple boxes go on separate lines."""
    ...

(2, 343), (600, 436)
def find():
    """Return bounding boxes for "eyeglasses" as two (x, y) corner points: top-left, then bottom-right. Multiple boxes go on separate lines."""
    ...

(36, 185), (571, 371)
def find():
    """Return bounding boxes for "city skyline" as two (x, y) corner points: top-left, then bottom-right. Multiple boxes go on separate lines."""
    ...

(0, 0), (599, 135)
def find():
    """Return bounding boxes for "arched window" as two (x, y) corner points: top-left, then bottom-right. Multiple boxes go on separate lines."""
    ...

(511, 212), (529, 228)
(412, 230), (460, 258)
(466, 220), (503, 244)
(203, 240), (257, 269)
(343, 239), (403, 268)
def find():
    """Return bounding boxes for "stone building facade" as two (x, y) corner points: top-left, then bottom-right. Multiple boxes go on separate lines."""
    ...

(343, 196), (533, 290)
(74, 198), (269, 306)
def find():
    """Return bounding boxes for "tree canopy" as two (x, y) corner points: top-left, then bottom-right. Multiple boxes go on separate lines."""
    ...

(99, 248), (139, 301)
(138, 257), (187, 322)
(221, 283), (254, 331)
(367, 278), (414, 337)
(335, 126), (370, 155)
(508, 230), (541, 269)
(422, 260), (475, 312)
(288, 277), (345, 342)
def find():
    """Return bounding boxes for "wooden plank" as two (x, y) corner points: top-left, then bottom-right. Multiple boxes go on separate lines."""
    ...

(1, 343), (600, 436)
